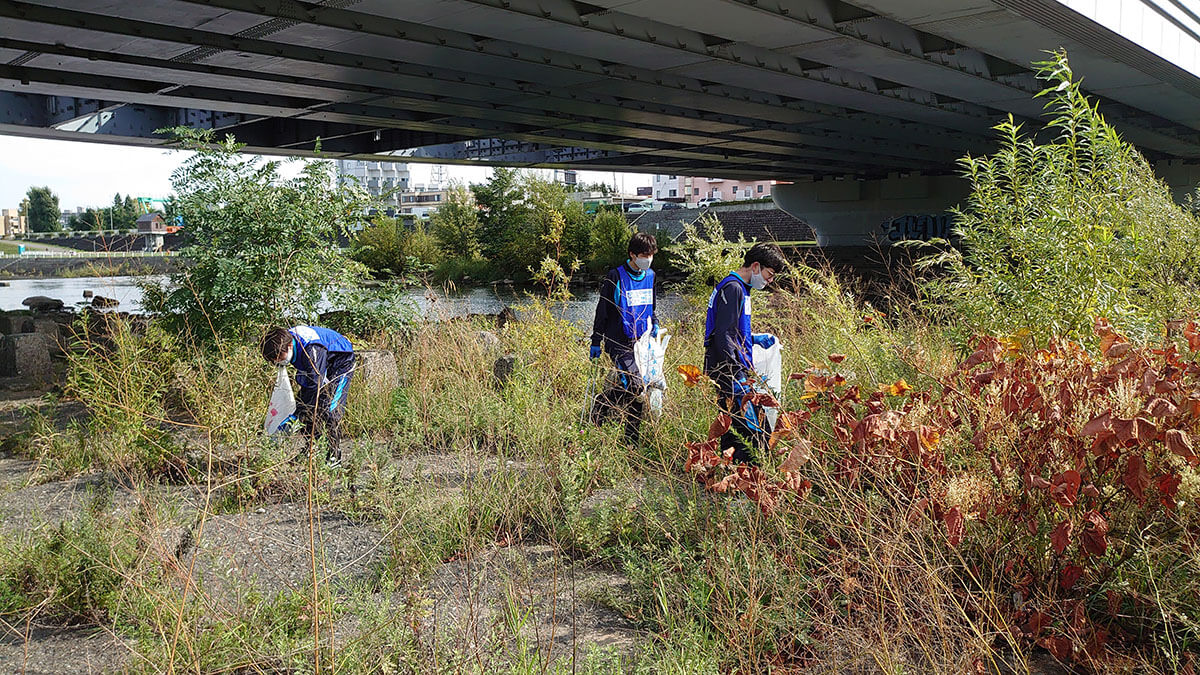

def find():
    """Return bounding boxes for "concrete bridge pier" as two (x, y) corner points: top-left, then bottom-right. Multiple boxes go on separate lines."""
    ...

(771, 173), (969, 247)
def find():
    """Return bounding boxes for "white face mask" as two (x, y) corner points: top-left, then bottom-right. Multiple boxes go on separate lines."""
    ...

(277, 346), (293, 366)
(633, 255), (653, 271)
(749, 265), (767, 290)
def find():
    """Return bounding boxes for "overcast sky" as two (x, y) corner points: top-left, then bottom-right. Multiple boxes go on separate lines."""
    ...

(0, 134), (654, 210)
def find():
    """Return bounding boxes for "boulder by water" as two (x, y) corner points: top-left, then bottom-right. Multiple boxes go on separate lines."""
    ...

(91, 295), (120, 309)
(22, 296), (63, 312)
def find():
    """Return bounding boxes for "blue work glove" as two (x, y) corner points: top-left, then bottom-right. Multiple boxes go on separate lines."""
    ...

(650, 324), (660, 338)
(731, 377), (754, 397)
(589, 344), (602, 361)
(752, 333), (776, 349)
(278, 413), (299, 433)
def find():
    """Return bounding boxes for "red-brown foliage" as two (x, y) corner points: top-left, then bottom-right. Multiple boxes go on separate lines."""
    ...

(684, 319), (1200, 667)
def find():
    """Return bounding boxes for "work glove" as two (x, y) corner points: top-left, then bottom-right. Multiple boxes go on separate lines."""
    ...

(589, 344), (602, 361)
(752, 333), (776, 349)
(650, 324), (660, 338)
(278, 414), (299, 433)
(731, 377), (754, 397)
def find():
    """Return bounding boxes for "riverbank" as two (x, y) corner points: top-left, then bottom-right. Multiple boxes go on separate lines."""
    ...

(0, 255), (179, 279)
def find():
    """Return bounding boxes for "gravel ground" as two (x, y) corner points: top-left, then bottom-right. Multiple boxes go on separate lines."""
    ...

(186, 502), (388, 604)
(0, 626), (131, 675)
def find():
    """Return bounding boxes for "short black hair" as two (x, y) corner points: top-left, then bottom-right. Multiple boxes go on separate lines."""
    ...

(261, 327), (292, 363)
(744, 242), (786, 272)
(628, 232), (658, 256)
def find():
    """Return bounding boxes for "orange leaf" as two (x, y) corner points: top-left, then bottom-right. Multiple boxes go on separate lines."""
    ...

(1185, 321), (1200, 352)
(879, 379), (913, 397)
(677, 364), (709, 388)
(828, 353), (846, 363)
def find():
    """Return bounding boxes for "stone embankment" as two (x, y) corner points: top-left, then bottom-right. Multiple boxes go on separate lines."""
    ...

(0, 255), (179, 279)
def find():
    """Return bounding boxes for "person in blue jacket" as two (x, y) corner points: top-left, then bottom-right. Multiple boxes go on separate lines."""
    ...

(261, 325), (355, 467)
(704, 242), (787, 464)
(589, 232), (659, 446)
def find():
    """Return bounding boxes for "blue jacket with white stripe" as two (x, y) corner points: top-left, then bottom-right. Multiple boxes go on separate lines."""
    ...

(287, 325), (354, 413)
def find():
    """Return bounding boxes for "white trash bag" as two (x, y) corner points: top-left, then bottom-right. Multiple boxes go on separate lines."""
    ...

(752, 333), (782, 430)
(263, 367), (297, 435)
(634, 329), (671, 420)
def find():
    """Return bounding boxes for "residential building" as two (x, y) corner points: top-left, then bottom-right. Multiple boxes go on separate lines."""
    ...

(397, 186), (446, 219)
(700, 178), (775, 202)
(0, 209), (27, 237)
(336, 159), (411, 211)
(60, 207), (84, 227)
(136, 212), (167, 234)
(651, 174), (692, 202)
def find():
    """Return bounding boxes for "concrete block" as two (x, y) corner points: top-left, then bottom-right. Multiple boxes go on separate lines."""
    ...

(354, 350), (399, 396)
(0, 311), (34, 335)
(0, 333), (52, 379)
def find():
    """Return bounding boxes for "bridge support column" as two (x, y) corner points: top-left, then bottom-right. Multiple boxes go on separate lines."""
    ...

(772, 173), (969, 247)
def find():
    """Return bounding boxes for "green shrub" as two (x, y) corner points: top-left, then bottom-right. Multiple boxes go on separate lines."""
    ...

(670, 214), (750, 298)
(150, 128), (371, 338)
(351, 217), (409, 278)
(429, 180), (481, 259)
(590, 209), (632, 272)
(921, 51), (1200, 346)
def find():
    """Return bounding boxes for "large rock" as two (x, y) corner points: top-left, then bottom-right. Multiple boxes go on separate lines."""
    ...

(355, 350), (399, 395)
(493, 353), (518, 388)
(477, 330), (501, 352)
(21, 296), (63, 312)
(0, 333), (52, 379)
(0, 311), (34, 335)
(91, 295), (119, 309)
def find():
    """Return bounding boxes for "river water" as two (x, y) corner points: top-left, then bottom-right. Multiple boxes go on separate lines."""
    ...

(0, 276), (692, 325)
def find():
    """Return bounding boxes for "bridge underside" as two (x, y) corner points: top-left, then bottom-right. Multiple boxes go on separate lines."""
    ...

(2, 0), (1200, 180)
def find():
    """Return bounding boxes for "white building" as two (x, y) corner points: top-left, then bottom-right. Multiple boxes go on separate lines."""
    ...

(651, 174), (692, 202)
(336, 159), (411, 211)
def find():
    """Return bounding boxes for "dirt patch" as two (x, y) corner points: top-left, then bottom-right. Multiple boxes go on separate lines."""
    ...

(418, 543), (641, 668)
(0, 625), (130, 675)
(186, 503), (388, 603)
(0, 473), (143, 536)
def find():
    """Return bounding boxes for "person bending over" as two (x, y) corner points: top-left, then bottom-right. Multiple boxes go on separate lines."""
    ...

(261, 325), (354, 467)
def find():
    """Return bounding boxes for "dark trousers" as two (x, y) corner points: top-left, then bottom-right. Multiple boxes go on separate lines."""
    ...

(300, 368), (353, 461)
(716, 388), (769, 465)
(591, 351), (644, 446)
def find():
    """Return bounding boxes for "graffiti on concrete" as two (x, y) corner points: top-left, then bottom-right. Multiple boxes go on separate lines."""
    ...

(880, 214), (952, 242)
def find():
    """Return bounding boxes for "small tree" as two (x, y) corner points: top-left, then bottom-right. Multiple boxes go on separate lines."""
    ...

(590, 209), (633, 272)
(151, 128), (371, 338)
(921, 51), (1200, 345)
(352, 217), (409, 278)
(429, 181), (481, 259)
(24, 186), (61, 232)
(672, 214), (750, 299)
